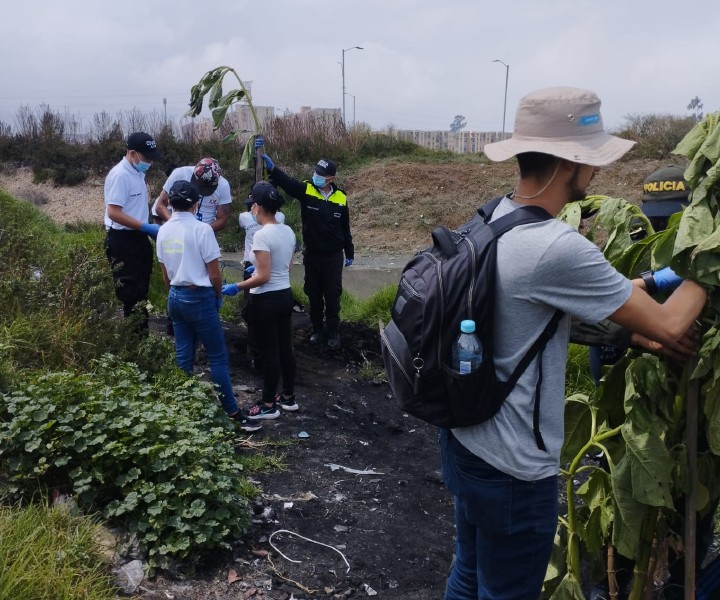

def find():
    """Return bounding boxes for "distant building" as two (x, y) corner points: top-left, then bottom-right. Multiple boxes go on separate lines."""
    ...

(395, 130), (508, 154)
(298, 106), (342, 121)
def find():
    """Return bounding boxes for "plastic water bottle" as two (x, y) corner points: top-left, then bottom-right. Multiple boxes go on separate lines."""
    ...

(451, 320), (483, 374)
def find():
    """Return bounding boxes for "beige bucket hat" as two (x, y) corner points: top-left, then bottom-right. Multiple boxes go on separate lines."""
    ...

(483, 87), (635, 167)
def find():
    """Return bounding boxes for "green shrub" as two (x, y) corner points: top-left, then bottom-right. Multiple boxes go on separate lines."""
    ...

(0, 356), (260, 569)
(0, 502), (116, 599)
(339, 284), (395, 328)
(614, 113), (696, 159)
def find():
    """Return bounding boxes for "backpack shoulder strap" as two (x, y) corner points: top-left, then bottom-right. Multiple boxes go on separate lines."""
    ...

(489, 204), (554, 238)
(478, 196), (505, 222)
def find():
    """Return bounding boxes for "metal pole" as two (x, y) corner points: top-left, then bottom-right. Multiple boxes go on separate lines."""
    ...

(353, 94), (356, 126)
(341, 46), (363, 127)
(492, 59), (509, 137)
(163, 97), (167, 126)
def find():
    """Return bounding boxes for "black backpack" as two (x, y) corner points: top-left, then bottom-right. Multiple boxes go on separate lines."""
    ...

(380, 197), (564, 449)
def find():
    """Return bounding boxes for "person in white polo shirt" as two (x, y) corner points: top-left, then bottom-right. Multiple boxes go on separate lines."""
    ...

(156, 180), (259, 432)
(222, 181), (298, 420)
(154, 158), (231, 232)
(103, 131), (164, 327)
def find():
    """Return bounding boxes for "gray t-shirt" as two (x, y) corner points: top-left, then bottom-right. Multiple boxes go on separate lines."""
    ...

(452, 196), (633, 481)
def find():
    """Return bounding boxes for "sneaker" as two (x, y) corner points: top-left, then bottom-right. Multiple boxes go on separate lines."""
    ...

(246, 401), (280, 420)
(229, 410), (262, 432)
(327, 331), (341, 350)
(276, 393), (299, 412)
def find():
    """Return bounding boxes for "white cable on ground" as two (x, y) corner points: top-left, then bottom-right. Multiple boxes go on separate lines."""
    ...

(268, 529), (351, 573)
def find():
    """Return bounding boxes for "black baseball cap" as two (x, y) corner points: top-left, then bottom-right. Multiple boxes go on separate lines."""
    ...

(127, 132), (164, 160)
(315, 158), (337, 177)
(641, 165), (690, 218)
(249, 181), (282, 207)
(168, 180), (200, 207)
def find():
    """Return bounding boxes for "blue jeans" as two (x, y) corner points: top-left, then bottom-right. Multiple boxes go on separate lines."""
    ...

(439, 429), (557, 600)
(168, 286), (238, 415)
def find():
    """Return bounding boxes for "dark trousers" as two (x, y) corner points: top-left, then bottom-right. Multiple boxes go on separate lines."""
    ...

(104, 229), (153, 318)
(440, 429), (557, 600)
(303, 250), (343, 333)
(249, 288), (296, 403)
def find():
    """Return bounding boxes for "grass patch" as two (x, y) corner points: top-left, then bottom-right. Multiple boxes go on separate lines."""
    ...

(0, 502), (116, 599)
(565, 343), (595, 397)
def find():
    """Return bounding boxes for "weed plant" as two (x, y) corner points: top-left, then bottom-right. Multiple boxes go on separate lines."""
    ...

(0, 356), (271, 569)
(0, 190), (175, 377)
(0, 502), (117, 599)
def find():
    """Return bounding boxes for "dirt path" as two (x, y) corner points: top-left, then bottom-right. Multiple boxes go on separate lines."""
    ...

(137, 315), (454, 599)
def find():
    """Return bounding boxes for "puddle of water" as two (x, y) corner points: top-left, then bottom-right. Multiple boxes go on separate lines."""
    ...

(220, 252), (408, 300)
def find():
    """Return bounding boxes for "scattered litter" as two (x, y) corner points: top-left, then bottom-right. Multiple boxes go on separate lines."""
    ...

(298, 431), (310, 438)
(227, 569), (240, 583)
(283, 502), (294, 510)
(363, 583), (378, 596)
(251, 548), (268, 558)
(332, 404), (354, 414)
(388, 580), (399, 589)
(325, 463), (385, 475)
(269, 529), (351, 572)
(233, 384), (254, 393)
(358, 440), (369, 446)
(333, 525), (348, 533)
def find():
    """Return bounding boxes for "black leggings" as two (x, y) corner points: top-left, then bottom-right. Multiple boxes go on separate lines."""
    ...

(248, 288), (296, 403)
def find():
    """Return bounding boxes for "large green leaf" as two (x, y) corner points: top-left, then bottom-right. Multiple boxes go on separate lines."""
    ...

(561, 394), (592, 464)
(548, 572), (585, 600)
(576, 469), (613, 553)
(622, 422), (674, 508)
(611, 454), (647, 559)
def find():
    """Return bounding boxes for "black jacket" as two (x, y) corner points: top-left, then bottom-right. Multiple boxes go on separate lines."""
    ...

(269, 167), (354, 259)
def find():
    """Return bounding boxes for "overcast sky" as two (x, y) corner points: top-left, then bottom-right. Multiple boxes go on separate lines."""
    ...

(1, 0), (718, 135)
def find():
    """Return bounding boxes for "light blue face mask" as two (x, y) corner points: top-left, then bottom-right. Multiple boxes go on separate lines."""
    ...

(312, 173), (327, 188)
(133, 160), (151, 173)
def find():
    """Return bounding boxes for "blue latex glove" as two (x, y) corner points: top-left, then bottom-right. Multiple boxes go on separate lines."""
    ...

(654, 267), (683, 293)
(244, 265), (256, 276)
(216, 297), (223, 311)
(254, 135), (264, 149)
(294, 242), (301, 254)
(221, 283), (240, 296)
(140, 223), (160, 239)
(261, 153), (275, 171)
(345, 258), (353, 267)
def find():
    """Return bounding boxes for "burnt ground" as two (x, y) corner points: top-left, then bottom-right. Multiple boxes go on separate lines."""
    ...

(138, 311), (455, 600)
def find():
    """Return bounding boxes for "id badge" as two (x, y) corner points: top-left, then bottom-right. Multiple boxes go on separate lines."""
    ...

(196, 212), (203, 222)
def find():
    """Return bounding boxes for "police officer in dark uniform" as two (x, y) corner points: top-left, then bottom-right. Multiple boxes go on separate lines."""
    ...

(255, 136), (354, 350)
(585, 165), (690, 386)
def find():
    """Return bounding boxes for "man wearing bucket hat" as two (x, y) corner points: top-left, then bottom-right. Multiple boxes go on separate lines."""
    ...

(154, 158), (232, 232)
(254, 136), (354, 351)
(439, 87), (708, 600)
(104, 131), (164, 326)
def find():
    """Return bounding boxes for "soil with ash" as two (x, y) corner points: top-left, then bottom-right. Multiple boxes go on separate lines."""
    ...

(139, 311), (455, 600)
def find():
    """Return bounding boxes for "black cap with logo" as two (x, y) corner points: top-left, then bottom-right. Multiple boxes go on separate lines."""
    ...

(641, 165), (690, 218)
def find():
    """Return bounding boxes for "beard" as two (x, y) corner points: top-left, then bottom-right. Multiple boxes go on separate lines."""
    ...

(566, 165), (593, 202)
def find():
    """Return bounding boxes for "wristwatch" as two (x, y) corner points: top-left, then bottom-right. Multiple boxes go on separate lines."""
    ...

(640, 270), (657, 295)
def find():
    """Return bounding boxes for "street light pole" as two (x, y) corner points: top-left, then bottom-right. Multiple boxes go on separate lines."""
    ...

(342, 46), (363, 127)
(492, 59), (509, 137)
